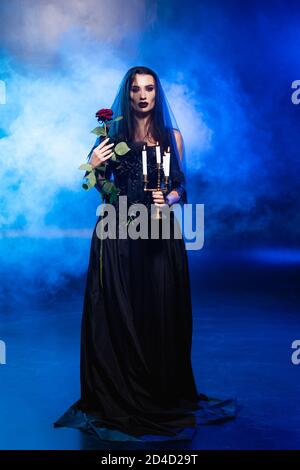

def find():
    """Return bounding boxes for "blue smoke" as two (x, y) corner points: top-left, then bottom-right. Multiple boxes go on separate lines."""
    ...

(0, 0), (299, 301)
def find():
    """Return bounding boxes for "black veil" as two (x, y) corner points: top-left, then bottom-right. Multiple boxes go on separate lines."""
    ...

(90, 66), (188, 204)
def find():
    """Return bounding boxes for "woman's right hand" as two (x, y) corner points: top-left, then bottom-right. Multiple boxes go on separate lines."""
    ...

(89, 137), (115, 169)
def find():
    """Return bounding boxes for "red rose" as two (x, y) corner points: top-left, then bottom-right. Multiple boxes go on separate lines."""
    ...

(95, 108), (113, 122)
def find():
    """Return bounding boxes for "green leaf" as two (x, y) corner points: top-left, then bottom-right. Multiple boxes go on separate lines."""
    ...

(91, 126), (107, 136)
(111, 152), (118, 162)
(78, 163), (93, 171)
(87, 171), (96, 186)
(99, 180), (120, 205)
(101, 180), (114, 195)
(109, 187), (120, 205)
(82, 178), (92, 190)
(82, 170), (96, 190)
(114, 141), (130, 156)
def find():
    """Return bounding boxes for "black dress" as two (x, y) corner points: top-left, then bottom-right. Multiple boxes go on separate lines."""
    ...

(54, 141), (236, 442)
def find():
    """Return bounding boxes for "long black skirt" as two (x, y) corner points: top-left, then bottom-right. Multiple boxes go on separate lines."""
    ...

(54, 211), (236, 442)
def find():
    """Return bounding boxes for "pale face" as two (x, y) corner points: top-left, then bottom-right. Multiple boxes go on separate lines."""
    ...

(129, 74), (156, 114)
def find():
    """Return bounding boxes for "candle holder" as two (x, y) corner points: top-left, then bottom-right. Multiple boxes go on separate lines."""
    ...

(143, 162), (169, 220)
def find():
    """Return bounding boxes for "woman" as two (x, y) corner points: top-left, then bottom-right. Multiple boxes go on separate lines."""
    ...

(54, 66), (236, 442)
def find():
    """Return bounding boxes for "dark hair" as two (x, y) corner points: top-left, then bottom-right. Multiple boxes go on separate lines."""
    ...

(108, 66), (172, 149)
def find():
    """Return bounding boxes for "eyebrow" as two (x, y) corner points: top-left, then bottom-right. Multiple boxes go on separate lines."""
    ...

(131, 84), (155, 88)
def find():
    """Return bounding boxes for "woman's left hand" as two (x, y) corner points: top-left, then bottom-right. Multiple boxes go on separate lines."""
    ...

(152, 189), (181, 207)
(152, 190), (167, 207)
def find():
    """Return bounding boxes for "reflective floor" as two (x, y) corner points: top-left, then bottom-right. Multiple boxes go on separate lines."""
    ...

(0, 246), (299, 450)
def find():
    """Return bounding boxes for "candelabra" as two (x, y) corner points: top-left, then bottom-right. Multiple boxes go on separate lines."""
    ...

(143, 143), (170, 220)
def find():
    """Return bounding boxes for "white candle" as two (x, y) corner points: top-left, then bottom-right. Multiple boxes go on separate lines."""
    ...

(155, 141), (161, 164)
(142, 144), (147, 175)
(163, 146), (170, 177)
